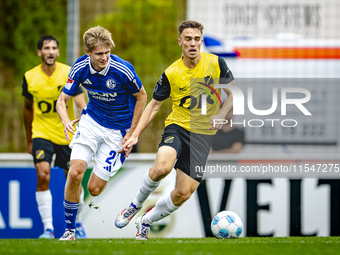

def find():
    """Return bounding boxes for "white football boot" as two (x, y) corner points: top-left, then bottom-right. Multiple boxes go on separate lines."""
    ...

(115, 202), (140, 228)
(135, 214), (150, 240)
(59, 229), (76, 241)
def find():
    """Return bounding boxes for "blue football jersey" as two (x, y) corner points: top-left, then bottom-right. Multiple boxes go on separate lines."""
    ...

(63, 54), (143, 130)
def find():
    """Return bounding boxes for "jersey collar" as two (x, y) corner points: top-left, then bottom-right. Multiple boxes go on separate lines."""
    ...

(89, 56), (110, 76)
(180, 53), (203, 73)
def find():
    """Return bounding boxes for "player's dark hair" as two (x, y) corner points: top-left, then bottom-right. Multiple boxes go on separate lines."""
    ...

(37, 35), (59, 50)
(178, 20), (204, 37)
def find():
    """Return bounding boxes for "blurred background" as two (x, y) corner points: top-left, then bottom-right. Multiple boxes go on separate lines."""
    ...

(1, 0), (339, 153)
(0, 0), (186, 153)
(0, 0), (340, 239)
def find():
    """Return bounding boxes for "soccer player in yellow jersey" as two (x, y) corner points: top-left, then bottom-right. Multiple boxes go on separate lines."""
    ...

(115, 20), (235, 240)
(22, 36), (87, 239)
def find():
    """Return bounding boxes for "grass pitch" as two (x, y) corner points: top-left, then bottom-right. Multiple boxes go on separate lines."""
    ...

(0, 237), (339, 255)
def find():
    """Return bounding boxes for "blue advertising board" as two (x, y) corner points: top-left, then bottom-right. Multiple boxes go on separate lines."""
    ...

(0, 167), (66, 238)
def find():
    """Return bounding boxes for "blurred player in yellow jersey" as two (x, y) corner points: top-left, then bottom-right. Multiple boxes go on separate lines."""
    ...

(22, 35), (87, 239)
(115, 20), (235, 240)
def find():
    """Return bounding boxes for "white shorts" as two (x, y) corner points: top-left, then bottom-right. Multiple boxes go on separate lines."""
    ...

(70, 113), (128, 181)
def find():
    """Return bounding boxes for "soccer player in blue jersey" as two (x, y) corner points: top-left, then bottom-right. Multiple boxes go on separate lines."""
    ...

(56, 26), (147, 240)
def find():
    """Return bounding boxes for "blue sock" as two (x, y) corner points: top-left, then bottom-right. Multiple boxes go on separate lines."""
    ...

(63, 200), (79, 230)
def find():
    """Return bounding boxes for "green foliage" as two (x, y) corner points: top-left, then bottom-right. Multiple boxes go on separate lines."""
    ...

(0, 0), (68, 152)
(91, 0), (184, 151)
(0, 0), (185, 152)
(0, 0), (68, 76)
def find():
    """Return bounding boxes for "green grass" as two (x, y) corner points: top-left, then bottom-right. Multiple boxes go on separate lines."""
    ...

(1, 237), (340, 255)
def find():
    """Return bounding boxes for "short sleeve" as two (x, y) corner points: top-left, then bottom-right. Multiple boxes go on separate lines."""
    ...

(73, 85), (84, 97)
(62, 77), (81, 96)
(153, 72), (170, 101)
(22, 76), (33, 100)
(63, 56), (85, 95)
(218, 57), (234, 84)
(126, 73), (143, 94)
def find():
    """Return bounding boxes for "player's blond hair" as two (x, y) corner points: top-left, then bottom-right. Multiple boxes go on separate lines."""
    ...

(83, 26), (115, 52)
(178, 20), (204, 37)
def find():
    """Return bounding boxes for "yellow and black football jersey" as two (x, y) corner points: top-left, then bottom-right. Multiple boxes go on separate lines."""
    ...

(153, 52), (234, 135)
(22, 62), (83, 145)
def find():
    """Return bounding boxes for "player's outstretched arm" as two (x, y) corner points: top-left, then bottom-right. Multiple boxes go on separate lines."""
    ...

(209, 80), (235, 130)
(123, 98), (164, 157)
(23, 97), (34, 155)
(56, 91), (80, 141)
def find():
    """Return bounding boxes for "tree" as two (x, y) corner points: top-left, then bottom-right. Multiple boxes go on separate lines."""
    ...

(0, 0), (68, 152)
(87, 0), (186, 152)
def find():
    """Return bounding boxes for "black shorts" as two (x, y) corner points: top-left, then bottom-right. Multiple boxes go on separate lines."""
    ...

(32, 138), (71, 170)
(159, 124), (212, 182)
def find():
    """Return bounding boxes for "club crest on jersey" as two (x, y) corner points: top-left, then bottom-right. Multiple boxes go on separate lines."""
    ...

(106, 79), (116, 89)
(65, 78), (74, 90)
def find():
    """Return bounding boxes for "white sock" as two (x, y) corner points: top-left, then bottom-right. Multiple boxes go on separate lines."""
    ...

(36, 190), (53, 231)
(133, 170), (160, 208)
(143, 193), (179, 225)
(76, 187), (84, 224)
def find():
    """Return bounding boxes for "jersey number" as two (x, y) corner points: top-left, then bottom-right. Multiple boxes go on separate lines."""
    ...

(104, 150), (117, 172)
